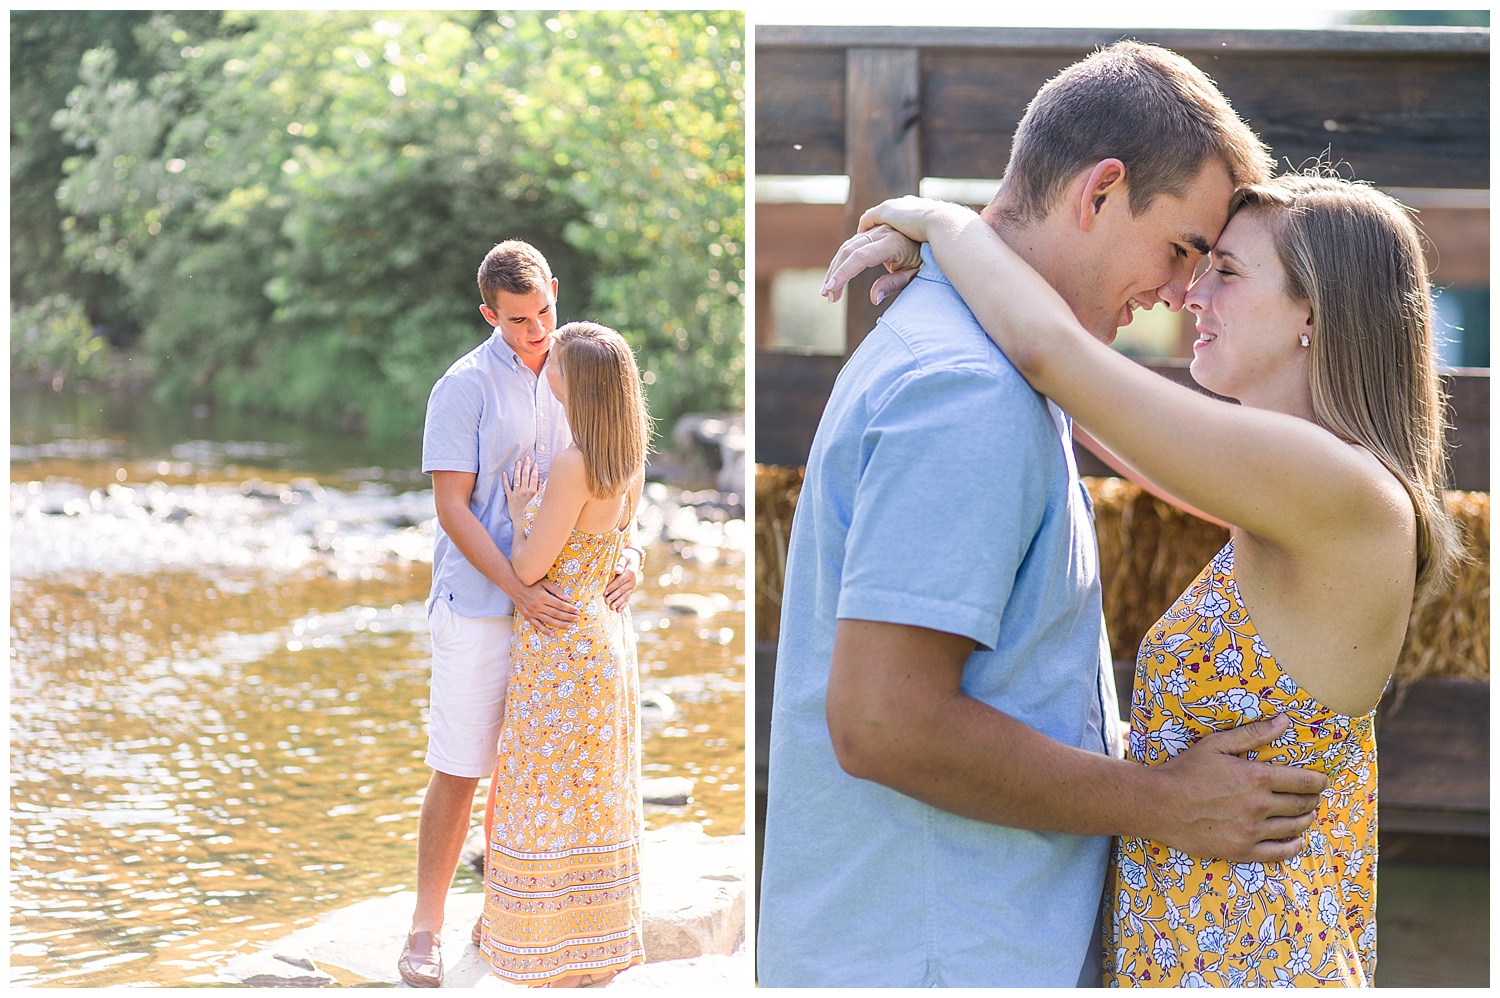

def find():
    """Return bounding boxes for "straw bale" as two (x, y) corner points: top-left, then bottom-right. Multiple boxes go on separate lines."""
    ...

(1394, 490), (1489, 688)
(755, 465), (804, 643)
(1083, 477), (1230, 664)
(1087, 481), (1490, 685)
(755, 468), (1489, 685)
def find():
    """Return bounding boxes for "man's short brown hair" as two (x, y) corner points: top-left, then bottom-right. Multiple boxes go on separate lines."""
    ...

(477, 240), (553, 309)
(993, 41), (1272, 225)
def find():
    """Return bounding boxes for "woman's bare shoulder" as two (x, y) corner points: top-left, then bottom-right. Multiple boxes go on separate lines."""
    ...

(548, 446), (588, 481)
(1339, 441), (1419, 543)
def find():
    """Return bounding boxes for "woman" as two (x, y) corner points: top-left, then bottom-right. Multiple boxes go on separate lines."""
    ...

(477, 321), (652, 988)
(822, 175), (1457, 986)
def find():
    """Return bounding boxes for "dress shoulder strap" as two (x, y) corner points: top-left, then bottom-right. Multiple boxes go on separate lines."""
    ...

(613, 489), (636, 533)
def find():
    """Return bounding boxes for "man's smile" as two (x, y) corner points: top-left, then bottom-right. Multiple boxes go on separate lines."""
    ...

(1119, 297), (1156, 326)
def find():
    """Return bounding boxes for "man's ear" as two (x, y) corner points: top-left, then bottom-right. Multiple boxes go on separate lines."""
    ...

(479, 303), (499, 327)
(1075, 159), (1128, 232)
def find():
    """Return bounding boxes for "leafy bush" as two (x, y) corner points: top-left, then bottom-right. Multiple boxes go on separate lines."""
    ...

(10, 295), (113, 385)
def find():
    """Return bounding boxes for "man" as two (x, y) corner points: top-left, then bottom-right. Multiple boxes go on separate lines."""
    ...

(398, 241), (642, 987)
(757, 42), (1328, 987)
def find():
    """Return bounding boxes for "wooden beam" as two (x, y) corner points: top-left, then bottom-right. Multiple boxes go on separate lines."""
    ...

(757, 27), (1490, 190)
(917, 46), (1495, 188)
(843, 48), (922, 356)
(754, 202), (845, 278)
(757, 24), (1491, 54)
(1419, 205), (1491, 286)
(756, 45), (845, 176)
(1445, 369), (1490, 492)
(754, 351), (843, 467)
(1377, 679), (1490, 837)
(756, 358), (1491, 493)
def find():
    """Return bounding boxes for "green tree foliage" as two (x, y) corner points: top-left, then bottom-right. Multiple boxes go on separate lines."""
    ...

(10, 295), (112, 385)
(10, 11), (222, 339)
(42, 10), (744, 436)
(476, 11), (746, 423)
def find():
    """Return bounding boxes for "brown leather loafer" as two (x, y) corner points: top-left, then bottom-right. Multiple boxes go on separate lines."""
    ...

(398, 929), (442, 988)
(548, 971), (618, 988)
(578, 971), (618, 988)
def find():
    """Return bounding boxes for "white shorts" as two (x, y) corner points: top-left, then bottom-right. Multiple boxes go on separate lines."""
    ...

(424, 598), (513, 779)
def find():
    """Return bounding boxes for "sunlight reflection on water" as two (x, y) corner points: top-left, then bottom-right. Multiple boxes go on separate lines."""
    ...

(11, 413), (744, 987)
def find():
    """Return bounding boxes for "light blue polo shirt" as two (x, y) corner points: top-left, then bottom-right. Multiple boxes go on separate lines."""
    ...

(423, 327), (571, 619)
(758, 247), (1119, 988)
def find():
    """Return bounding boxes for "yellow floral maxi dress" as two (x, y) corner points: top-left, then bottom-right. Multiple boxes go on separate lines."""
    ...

(480, 490), (645, 985)
(1104, 543), (1377, 987)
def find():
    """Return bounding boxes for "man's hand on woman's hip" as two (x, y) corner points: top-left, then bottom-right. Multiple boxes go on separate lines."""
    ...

(513, 579), (580, 631)
(1148, 715), (1329, 864)
(604, 547), (643, 612)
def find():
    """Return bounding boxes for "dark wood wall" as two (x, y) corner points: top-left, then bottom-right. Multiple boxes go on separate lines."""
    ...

(758, 26), (1491, 183)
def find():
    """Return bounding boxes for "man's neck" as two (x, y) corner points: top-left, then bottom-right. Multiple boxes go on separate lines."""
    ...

(980, 205), (1068, 293)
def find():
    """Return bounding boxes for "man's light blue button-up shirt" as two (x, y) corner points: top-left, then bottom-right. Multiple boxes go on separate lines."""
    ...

(758, 247), (1120, 987)
(422, 327), (571, 619)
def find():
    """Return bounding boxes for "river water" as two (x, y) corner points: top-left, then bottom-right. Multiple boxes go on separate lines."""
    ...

(9, 385), (747, 987)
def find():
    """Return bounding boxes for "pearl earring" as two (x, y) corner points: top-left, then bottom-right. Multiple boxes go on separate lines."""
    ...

(1299, 333), (1310, 348)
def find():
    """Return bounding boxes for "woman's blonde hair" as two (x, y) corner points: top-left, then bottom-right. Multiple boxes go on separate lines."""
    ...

(551, 322), (652, 499)
(1229, 173), (1459, 597)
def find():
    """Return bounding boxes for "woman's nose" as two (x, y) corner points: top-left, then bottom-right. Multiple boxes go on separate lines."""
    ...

(1184, 273), (1210, 313)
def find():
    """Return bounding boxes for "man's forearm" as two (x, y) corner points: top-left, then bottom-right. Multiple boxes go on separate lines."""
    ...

(838, 685), (1163, 839)
(840, 685), (1323, 863)
(825, 619), (1321, 862)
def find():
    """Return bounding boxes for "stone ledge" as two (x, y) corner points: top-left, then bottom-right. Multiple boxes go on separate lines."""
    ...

(218, 826), (746, 988)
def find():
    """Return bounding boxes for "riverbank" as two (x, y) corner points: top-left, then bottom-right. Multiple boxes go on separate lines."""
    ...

(218, 824), (748, 987)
